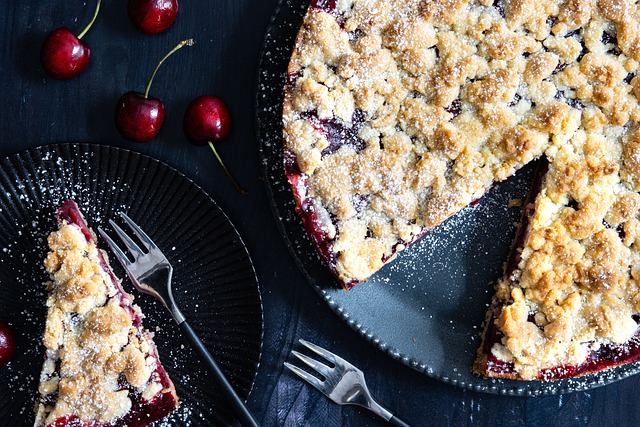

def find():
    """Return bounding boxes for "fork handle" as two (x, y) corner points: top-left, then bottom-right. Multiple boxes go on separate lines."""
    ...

(179, 320), (260, 427)
(389, 415), (412, 427)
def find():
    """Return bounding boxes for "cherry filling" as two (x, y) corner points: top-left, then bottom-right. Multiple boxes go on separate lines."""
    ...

(48, 416), (90, 427)
(42, 201), (178, 427)
(300, 109), (367, 157)
(113, 370), (177, 427)
(550, 28), (587, 75)
(118, 390), (178, 427)
(45, 367), (177, 426)
(492, 0), (505, 18)
(554, 91), (585, 110)
(387, 228), (431, 261)
(0, 321), (16, 366)
(284, 152), (350, 285)
(445, 99), (462, 118)
(311, 0), (337, 14)
(480, 160), (543, 375)
(504, 159), (548, 276)
(282, 109), (368, 288)
(484, 306), (640, 380)
(602, 30), (622, 56)
(508, 93), (521, 107)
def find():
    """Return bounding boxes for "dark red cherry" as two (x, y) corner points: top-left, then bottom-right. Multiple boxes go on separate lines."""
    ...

(183, 96), (246, 194)
(0, 321), (16, 367)
(128, 0), (179, 34)
(183, 96), (231, 143)
(40, 0), (101, 80)
(40, 29), (91, 80)
(115, 39), (193, 142)
(115, 92), (166, 142)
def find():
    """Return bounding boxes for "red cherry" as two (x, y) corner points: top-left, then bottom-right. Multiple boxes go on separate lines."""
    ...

(183, 96), (232, 143)
(40, 0), (101, 80)
(115, 39), (193, 142)
(41, 29), (91, 80)
(0, 321), (16, 367)
(115, 92), (166, 142)
(128, 0), (179, 34)
(184, 96), (247, 194)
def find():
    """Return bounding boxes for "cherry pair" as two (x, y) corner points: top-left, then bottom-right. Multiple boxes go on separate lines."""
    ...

(41, 0), (178, 80)
(114, 39), (245, 194)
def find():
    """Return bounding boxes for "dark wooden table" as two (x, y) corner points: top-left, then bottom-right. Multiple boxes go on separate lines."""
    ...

(1, 1), (639, 426)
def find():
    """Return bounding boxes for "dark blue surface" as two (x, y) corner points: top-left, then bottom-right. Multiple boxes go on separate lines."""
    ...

(1, 1), (640, 426)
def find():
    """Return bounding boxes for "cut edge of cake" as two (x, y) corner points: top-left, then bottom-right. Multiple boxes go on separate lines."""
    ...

(34, 200), (178, 427)
(282, 0), (640, 381)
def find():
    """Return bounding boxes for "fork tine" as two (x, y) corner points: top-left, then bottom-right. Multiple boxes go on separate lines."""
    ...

(299, 339), (349, 368)
(284, 362), (325, 391)
(291, 350), (333, 378)
(109, 219), (145, 257)
(119, 212), (154, 250)
(98, 227), (133, 269)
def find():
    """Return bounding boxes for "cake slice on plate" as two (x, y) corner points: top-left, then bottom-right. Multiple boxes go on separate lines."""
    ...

(34, 200), (178, 427)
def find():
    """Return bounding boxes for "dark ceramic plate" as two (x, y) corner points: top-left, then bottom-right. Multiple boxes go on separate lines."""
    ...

(0, 143), (263, 426)
(255, 0), (640, 396)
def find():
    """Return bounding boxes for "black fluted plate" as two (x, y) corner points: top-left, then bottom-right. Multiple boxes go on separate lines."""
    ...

(255, 0), (640, 396)
(0, 143), (263, 426)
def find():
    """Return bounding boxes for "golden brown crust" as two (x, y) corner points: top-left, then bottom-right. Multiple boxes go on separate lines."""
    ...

(34, 222), (177, 426)
(284, 0), (640, 380)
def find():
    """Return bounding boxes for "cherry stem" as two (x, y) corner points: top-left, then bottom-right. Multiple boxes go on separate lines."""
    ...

(208, 141), (248, 195)
(77, 0), (102, 40)
(144, 39), (195, 99)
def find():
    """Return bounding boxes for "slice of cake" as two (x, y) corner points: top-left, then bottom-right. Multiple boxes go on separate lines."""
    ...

(34, 201), (178, 426)
(284, 0), (640, 380)
(283, 0), (554, 287)
(474, 152), (640, 380)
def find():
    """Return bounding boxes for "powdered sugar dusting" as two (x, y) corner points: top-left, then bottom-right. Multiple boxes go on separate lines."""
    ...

(256, 0), (640, 395)
(0, 145), (261, 425)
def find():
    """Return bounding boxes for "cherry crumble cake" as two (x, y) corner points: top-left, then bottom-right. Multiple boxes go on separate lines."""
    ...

(34, 201), (178, 426)
(283, 0), (640, 380)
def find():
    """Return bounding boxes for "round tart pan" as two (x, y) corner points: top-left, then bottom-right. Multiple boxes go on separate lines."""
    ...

(255, 0), (640, 396)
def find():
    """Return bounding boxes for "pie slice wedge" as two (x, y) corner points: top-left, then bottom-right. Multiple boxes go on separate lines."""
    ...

(34, 201), (178, 427)
(473, 158), (640, 381)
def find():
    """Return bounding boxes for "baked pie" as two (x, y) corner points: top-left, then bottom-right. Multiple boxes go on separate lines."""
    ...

(34, 201), (178, 426)
(283, 0), (640, 379)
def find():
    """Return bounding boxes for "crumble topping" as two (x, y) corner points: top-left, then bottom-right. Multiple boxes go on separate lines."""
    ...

(34, 222), (175, 426)
(284, 0), (640, 379)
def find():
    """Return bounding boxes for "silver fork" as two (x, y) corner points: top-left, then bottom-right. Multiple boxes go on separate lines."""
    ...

(98, 213), (260, 427)
(285, 339), (411, 427)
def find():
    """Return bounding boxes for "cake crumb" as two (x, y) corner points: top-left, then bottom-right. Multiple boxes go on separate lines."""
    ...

(508, 198), (523, 208)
